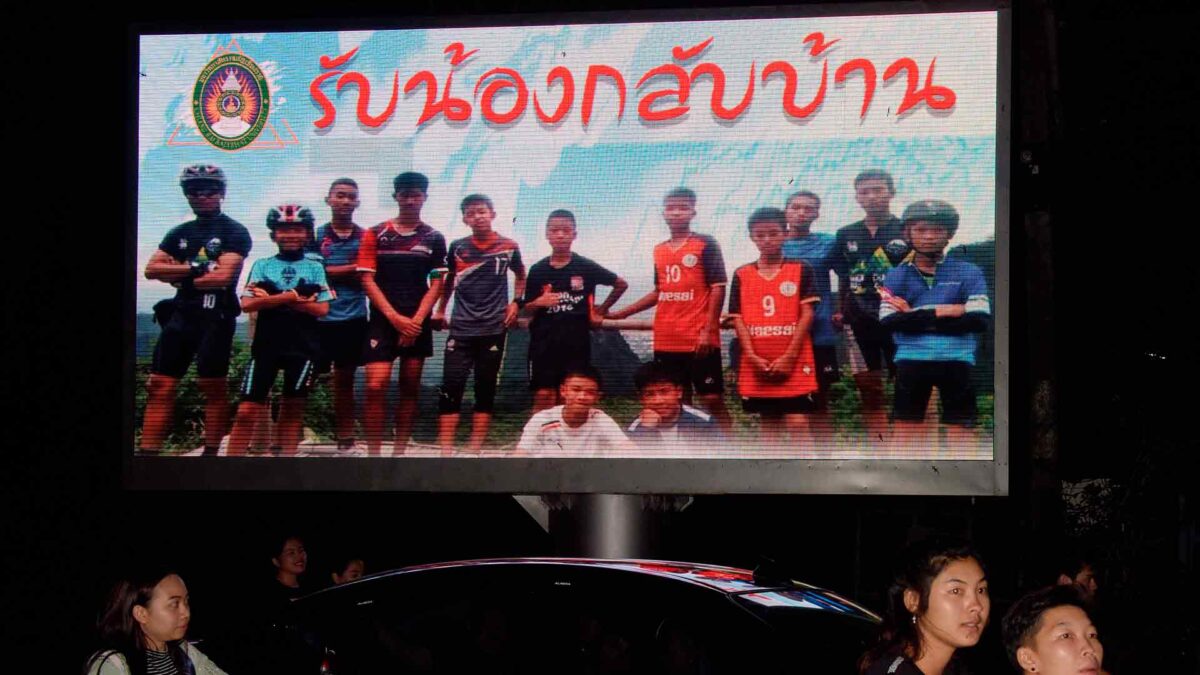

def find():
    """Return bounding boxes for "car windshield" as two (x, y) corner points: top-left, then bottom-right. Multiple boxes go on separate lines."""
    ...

(735, 591), (878, 672)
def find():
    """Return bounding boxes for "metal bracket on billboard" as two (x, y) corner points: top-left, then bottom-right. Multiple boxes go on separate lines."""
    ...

(554, 492), (691, 554)
(514, 493), (692, 558)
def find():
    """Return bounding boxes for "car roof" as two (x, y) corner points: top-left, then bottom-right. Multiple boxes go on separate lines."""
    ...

(320, 557), (879, 622)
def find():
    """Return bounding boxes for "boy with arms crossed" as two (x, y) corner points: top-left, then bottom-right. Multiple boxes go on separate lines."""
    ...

(729, 208), (820, 447)
(879, 200), (990, 453)
(141, 165), (251, 456)
(314, 178), (368, 452)
(356, 172), (447, 455)
(226, 206), (332, 456)
(607, 188), (731, 431)
(522, 209), (627, 412)
(432, 194), (526, 452)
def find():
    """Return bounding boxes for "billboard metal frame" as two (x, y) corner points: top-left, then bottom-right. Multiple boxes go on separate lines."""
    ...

(125, 2), (1011, 496)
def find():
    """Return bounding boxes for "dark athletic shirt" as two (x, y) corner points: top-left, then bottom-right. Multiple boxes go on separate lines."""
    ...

(445, 234), (524, 337)
(356, 221), (447, 313)
(523, 254), (618, 351)
(834, 215), (910, 321)
(157, 212), (252, 316)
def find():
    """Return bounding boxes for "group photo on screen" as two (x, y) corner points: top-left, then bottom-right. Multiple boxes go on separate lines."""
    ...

(134, 13), (998, 460)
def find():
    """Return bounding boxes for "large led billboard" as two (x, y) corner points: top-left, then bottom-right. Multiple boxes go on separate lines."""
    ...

(129, 6), (1008, 494)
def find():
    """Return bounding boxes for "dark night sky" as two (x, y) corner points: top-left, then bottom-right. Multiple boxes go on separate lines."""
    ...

(4, 0), (1197, 670)
(1050, 1), (1198, 469)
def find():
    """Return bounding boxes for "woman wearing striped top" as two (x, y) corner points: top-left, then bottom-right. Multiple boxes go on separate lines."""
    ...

(84, 569), (226, 675)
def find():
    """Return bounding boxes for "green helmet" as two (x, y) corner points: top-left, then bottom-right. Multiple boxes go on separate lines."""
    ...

(266, 204), (315, 231)
(902, 200), (959, 237)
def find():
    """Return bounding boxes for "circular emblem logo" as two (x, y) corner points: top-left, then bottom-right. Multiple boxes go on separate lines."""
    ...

(193, 53), (270, 151)
(779, 281), (798, 297)
(682, 254), (698, 268)
(885, 239), (909, 258)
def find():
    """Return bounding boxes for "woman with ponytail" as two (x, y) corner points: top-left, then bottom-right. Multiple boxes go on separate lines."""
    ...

(84, 568), (227, 675)
(859, 538), (991, 675)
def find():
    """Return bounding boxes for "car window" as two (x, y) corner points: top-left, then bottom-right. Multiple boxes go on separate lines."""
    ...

(297, 564), (793, 675)
(745, 603), (878, 674)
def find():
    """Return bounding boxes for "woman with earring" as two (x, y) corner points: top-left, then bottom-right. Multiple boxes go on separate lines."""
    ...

(859, 538), (991, 675)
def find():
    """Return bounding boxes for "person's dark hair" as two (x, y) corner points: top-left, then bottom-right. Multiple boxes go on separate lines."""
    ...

(270, 532), (305, 561)
(560, 364), (603, 391)
(664, 187), (697, 205)
(748, 207), (787, 231)
(854, 169), (895, 193)
(786, 190), (821, 208)
(85, 568), (192, 675)
(1002, 585), (1090, 671)
(547, 209), (577, 226)
(858, 537), (984, 674)
(634, 360), (684, 393)
(1052, 548), (1093, 583)
(331, 553), (363, 577)
(393, 171), (429, 194)
(329, 177), (358, 192)
(460, 193), (494, 213)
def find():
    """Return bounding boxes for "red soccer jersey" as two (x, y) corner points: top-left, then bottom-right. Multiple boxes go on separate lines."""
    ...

(729, 261), (820, 398)
(652, 233), (727, 353)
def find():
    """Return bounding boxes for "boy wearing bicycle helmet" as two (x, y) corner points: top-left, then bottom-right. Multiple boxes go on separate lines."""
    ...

(225, 205), (332, 456)
(140, 165), (252, 456)
(879, 200), (990, 452)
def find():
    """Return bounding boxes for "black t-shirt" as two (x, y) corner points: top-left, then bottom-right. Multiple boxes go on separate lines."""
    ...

(863, 652), (925, 675)
(157, 213), (253, 315)
(862, 649), (970, 675)
(523, 254), (619, 350)
(834, 215), (910, 320)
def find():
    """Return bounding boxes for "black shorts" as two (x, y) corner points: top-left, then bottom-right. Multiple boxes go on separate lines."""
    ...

(239, 352), (318, 403)
(812, 345), (840, 393)
(317, 318), (368, 373)
(528, 336), (590, 391)
(893, 360), (977, 425)
(362, 312), (433, 363)
(439, 333), (507, 414)
(847, 316), (896, 373)
(741, 393), (818, 416)
(151, 310), (236, 379)
(653, 350), (724, 396)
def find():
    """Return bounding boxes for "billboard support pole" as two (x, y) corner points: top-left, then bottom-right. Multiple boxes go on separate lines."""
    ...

(574, 494), (649, 559)
(545, 494), (692, 559)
